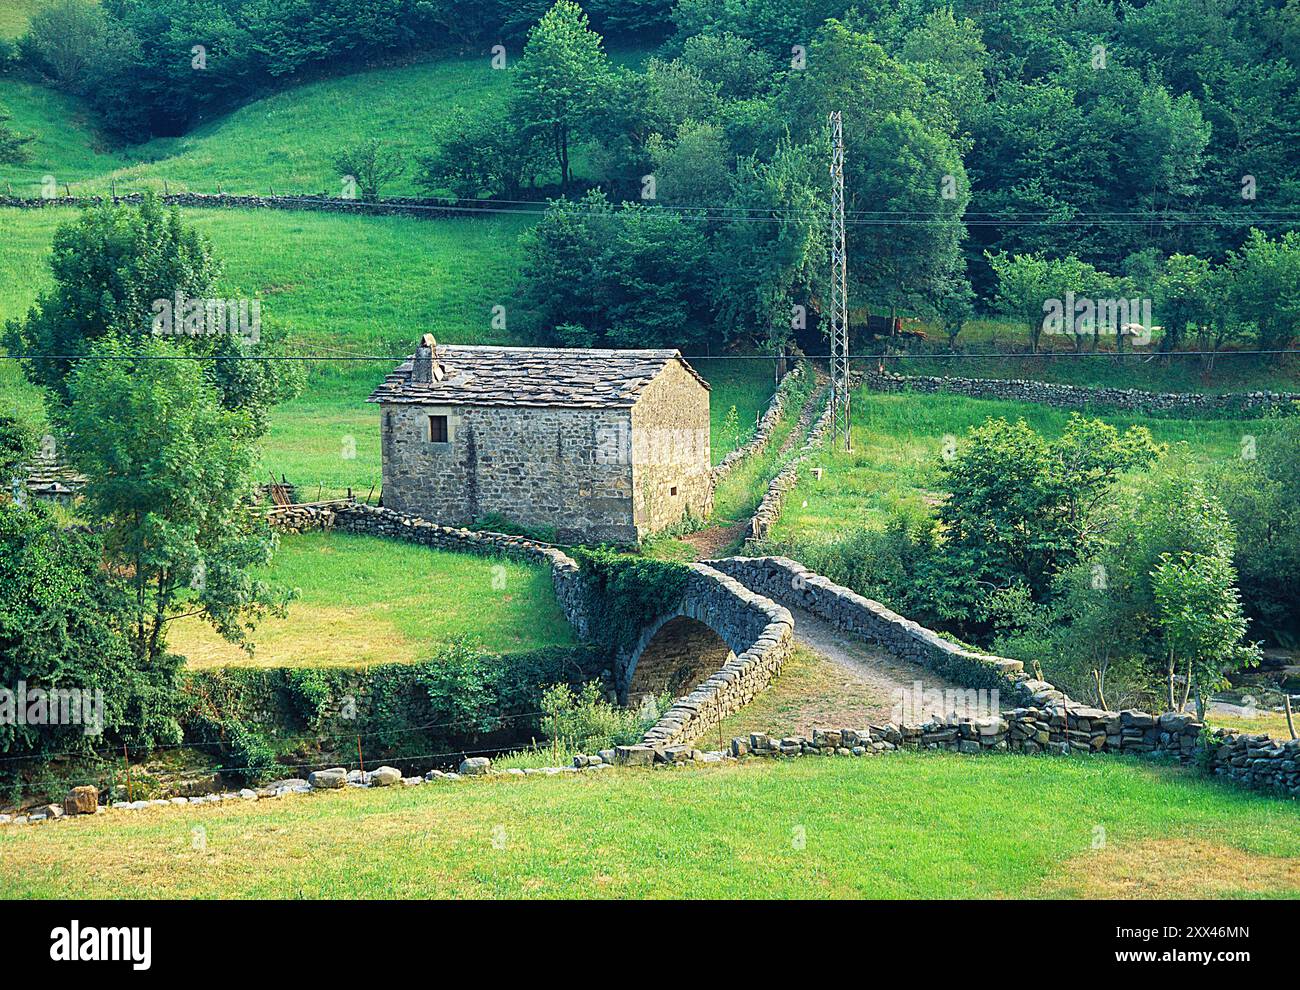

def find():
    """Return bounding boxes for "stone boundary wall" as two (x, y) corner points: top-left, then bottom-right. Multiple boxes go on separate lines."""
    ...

(861, 370), (1300, 418)
(710, 361), (804, 486)
(8, 709), (1288, 825)
(707, 555), (1300, 796)
(747, 391), (834, 541)
(635, 565), (795, 753)
(0, 191), (506, 222)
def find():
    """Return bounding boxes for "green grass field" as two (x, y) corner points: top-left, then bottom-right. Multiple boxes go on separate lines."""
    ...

(169, 531), (575, 668)
(0, 202), (773, 494)
(770, 387), (1267, 543)
(2, 754), (1296, 898)
(0, 58), (507, 195)
(0, 50), (648, 196)
(889, 348), (1300, 394)
(0, 0), (46, 37)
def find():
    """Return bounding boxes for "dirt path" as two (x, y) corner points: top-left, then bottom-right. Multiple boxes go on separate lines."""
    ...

(679, 521), (748, 558)
(786, 606), (968, 727)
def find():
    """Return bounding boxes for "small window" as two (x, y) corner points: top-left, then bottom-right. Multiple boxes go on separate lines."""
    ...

(428, 415), (449, 443)
(669, 486), (678, 497)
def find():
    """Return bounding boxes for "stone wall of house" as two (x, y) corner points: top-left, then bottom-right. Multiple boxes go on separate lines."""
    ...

(861, 370), (1300, 417)
(630, 360), (713, 535)
(380, 402), (638, 545)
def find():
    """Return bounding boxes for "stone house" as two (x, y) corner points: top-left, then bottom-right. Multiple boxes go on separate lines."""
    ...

(369, 336), (712, 544)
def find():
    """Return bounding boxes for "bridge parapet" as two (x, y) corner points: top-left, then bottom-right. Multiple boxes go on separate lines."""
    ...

(634, 565), (794, 750)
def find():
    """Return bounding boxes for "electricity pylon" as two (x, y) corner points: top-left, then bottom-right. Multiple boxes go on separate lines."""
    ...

(828, 110), (852, 451)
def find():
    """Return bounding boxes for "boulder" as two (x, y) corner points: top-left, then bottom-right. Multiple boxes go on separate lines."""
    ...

(458, 757), (491, 776)
(614, 745), (655, 767)
(308, 768), (348, 789)
(369, 766), (402, 787)
(63, 785), (98, 816)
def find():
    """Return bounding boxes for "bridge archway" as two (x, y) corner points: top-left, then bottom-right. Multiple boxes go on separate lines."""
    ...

(625, 615), (735, 704)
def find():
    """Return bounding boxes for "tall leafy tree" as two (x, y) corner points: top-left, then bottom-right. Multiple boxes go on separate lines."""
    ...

(781, 20), (969, 325)
(2, 194), (300, 433)
(710, 142), (826, 352)
(514, 1), (614, 190)
(62, 336), (292, 666)
(930, 415), (1162, 626)
(518, 191), (712, 348)
(1215, 419), (1300, 641)
(1152, 548), (1256, 715)
(0, 500), (182, 774)
(1226, 228), (1300, 354)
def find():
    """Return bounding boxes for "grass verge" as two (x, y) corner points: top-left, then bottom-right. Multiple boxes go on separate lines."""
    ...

(1, 753), (1296, 898)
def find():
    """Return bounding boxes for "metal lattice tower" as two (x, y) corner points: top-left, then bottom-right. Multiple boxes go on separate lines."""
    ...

(827, 111), (852, 451)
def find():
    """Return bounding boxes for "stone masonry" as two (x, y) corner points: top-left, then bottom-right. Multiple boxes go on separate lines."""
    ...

(370, 342), (712, 545)
(861, 370), (1300, 417)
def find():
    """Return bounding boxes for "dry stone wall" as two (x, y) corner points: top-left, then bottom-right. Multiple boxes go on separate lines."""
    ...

(747, 394), (833, 541)
(0, 192), (505, 221)
(707, 555), (1299, 796)
(861, 370), (1299, 417)
(710, 361), (804, 486)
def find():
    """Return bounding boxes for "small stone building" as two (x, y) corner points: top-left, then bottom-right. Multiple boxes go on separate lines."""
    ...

(369, 337), (712, 544)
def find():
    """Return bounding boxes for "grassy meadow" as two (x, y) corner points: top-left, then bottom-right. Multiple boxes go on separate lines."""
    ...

(0, 58), (510, 195)
(0, 50), (649, 196)
(169, 532), (575, 669)
(0, 0), (45, 37)
(887, 348), (1300, 394)
(2, 753), (1297, 899)
(0, 197), (775, 493)
(769, 386), (1267, 543)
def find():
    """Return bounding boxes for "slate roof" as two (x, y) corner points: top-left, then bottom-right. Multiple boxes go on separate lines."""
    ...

(367, 345), (710, 409)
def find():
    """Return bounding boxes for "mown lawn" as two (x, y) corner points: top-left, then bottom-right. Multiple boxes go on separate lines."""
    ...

(1, 754), (1296, 899)
(770, 388), (1267, 543)
(170, 532), (575, 668)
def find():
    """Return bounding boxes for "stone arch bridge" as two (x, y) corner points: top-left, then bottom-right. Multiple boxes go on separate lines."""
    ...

(616, 564), (794, 749)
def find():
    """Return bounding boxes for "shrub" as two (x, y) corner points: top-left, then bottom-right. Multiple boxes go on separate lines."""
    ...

(570, 546), (691, 650)
(540, 680), (668, 752)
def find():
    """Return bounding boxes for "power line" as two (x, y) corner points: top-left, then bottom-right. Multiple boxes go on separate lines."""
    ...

(21, 190), (1299, 227)
(3, 349), (1298, 362)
